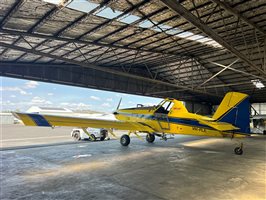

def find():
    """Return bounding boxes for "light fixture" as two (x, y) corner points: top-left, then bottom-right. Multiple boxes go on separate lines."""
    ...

(251, 79), (265, 89)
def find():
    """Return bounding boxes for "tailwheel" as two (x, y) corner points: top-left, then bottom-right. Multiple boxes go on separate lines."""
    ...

(146, 133), (155, 143)
(120, 134), (130, 146)
(234, 147), (243, 155)
(234, 143), (243, 155)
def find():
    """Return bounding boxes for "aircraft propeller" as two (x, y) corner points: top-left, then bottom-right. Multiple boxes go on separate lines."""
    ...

(113, 98), (122, 115)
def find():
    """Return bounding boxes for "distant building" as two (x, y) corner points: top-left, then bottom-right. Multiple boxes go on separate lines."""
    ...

(0, 107), (101, 125)
(26, 106), (73, 115)
(1, 107), (73, 124)
(0, 112), (16, 124)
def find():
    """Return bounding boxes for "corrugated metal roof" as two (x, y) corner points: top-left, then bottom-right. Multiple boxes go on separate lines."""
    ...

(0, 0), (265, 103)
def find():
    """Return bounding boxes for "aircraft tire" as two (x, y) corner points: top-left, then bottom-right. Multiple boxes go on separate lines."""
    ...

(234, 147), (243, 155)
(120, 134), (130, 146)
(89, 134), (96, 141)
(146, 133), (155, 143)
(73, 131), (81, 141)
(100, 129), (107, 141)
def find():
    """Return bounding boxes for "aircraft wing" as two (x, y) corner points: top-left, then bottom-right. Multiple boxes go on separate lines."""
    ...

(12, 112), (155, 132)
(197, 118), (239, 131)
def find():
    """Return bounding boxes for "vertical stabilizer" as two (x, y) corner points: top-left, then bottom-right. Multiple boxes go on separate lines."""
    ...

(213, 92), (250, 133)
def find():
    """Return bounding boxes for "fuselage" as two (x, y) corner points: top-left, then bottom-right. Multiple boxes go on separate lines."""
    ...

(114, 99), (245, 138)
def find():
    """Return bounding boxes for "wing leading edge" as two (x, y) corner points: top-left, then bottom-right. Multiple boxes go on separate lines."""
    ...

(13, 112), (155, 132)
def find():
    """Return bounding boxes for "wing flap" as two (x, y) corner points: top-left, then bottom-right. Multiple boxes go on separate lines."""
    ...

(13, 112), (154, 132)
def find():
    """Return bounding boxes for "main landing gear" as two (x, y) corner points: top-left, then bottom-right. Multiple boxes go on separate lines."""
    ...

(119, 132), (170, 146)
(234, 142), (243, 155)
(146, 133), (155, 143)
(120, 132), (156, 146)
(120, 134), (130, 146)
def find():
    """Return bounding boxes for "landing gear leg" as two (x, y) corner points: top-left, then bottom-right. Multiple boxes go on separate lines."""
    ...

(161, 133), (167, 141)
(234, 142), (243, 155)
(82, 128), (95, 141)
(108, 128), (117, 139)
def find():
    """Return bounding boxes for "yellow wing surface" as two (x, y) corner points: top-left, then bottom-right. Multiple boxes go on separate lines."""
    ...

(13, 112), (155, 132)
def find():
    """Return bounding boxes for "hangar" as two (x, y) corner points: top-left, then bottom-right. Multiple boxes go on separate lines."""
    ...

(1, 0), (266, 200)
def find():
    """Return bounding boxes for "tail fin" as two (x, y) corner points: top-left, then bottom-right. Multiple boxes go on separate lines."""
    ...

(213, 92), (250, 134)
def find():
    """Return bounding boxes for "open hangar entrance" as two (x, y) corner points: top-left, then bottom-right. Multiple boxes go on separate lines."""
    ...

(0, 1), (266, 200)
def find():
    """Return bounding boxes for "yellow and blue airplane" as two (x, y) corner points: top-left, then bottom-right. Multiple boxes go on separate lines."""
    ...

(13, 92), (250, 155)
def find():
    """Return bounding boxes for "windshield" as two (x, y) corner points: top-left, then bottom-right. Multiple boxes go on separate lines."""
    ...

(155, 100), (174, 114)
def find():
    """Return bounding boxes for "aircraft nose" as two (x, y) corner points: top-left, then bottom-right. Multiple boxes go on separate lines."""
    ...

(113, 111), (118, 115)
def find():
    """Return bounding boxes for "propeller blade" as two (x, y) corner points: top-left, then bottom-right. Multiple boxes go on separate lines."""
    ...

(116, 98), (122, 110)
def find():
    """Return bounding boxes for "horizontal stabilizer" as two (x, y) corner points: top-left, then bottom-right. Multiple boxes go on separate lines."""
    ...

(197, 118), (239, 131)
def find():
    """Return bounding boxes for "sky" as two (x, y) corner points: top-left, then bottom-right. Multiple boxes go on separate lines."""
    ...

(0, 77), (162, 113)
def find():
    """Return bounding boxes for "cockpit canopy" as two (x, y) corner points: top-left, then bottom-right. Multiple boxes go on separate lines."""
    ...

(155, 98), (188, 115)
(155, 99), (175, 114)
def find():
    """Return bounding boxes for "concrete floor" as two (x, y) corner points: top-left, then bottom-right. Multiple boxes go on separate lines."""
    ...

(1, 126), (266, 200)
(1, 124), (74, 148)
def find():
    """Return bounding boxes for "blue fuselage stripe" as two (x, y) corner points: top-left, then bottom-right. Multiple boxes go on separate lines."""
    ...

(118, 113), (211, 129)
(28, 114), (51, 127)
(168, 117), (209, 128)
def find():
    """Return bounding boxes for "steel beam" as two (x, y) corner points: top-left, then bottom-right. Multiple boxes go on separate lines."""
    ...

(0, 41), (220, 98)
(77, 0), (150, 40)
(211, 0), (266, 36)
(55, 0), (111, 37)
(0, 62), (154, 97)
(198, 59), (239, 87)
(160, 60), (264, 81)
(154, 17), (265, 58)
(209, 60), (264, 80)
(191, 57), (233, 89)
(59, 0), (74, 7)
(28, 7), (59, 33)
(6, 4), (62, 62)
(0, 28), (189, 60)
(151, 57), (235, 90)
(146, 89), (188, 95)
(202, 81), (252, 89)
(160, 0), (266, 78)
(121, 1), (211, 49)
(264, 37), (266, 71)
(39, 0), (132, 62)
(16, 0), (111, 63)
(1, 61), (219, 103)
(95, 6), (165, 43)
(0, 0), (27, 28)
